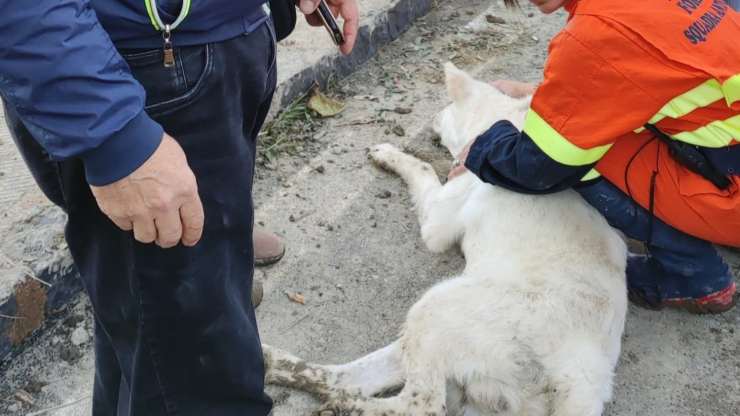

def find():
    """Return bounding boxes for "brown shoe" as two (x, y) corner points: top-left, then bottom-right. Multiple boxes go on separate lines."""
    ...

(252, 279), (264, 308)
(254, 228), (285, 267)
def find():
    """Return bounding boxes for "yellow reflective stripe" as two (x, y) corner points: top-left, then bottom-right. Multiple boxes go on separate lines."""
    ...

(671, 114), (740, 148)
(581, 168), (601, 181)
(723, 74), (740, 106)
(523, 109), (612, 166)
(634, 79), (724, 134)
(144, 0), (161, 31)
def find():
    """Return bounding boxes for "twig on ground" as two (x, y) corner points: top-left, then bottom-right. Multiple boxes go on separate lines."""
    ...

(0, 250), (51, 287)
(282, 314), (311, 333)
(0, 313), (24, 320)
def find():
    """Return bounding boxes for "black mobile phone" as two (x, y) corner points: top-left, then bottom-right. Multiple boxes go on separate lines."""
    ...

(315, 0), (345, 46)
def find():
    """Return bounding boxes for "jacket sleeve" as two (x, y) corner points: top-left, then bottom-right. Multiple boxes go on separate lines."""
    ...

(465, 26), (660, 194)
(464, 120), (597, 194)
(0, 0), (163, 186)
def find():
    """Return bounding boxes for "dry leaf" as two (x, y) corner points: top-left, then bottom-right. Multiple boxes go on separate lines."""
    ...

(286, 292), (306, 305)
(308, 88), (345, 117)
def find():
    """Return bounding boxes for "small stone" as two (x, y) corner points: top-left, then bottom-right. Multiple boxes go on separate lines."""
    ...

(375, 190), (392, 199)
(71, 326), (89, 346)
(486, 15), (506, 24)
(392, 125), (406, 137)
(8, 404), (19, 413)
(394, 107), (412, 114)
(289, 214), (296, 222)
(59, 344), (82, 363)
(315, 165), (325, 174)
(63, 314), (84, 328)
(327, 225), (334, 231)
(24, 380), (45, 395)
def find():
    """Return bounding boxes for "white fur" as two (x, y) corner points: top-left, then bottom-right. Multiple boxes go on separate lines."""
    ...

(263, 63), (628, 416)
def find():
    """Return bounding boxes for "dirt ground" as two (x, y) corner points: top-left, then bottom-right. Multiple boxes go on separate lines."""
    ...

(1, 1), (738, 415)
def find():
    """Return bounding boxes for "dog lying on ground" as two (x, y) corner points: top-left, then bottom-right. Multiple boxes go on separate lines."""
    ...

(262, 63), (628, 416)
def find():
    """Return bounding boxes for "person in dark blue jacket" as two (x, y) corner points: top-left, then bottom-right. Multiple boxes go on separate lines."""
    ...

(0, 0), (358, 414)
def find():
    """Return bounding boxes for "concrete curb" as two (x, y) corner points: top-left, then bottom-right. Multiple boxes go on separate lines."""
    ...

(0, 207), (78, 364)
(271, 0), (434, 114)
(0, 0), (434, 364)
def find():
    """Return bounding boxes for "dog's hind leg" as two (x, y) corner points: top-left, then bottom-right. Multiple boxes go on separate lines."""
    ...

(315, 372), (447, 416)
(263, 344), (336, 399)
(263, 341), (404, 400)
(369, 143), (464, 253)
(330, 340), (405, 396)
(549, 341), (614, 416)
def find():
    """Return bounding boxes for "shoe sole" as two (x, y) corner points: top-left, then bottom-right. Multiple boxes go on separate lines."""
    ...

(629, 288), (738, 315)
(254, 247), (286, 267)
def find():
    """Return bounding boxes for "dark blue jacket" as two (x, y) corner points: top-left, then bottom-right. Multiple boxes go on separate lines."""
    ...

(0, 0), (267, 186)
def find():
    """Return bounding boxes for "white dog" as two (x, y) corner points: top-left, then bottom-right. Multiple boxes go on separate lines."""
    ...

(262, 63), (628, 416)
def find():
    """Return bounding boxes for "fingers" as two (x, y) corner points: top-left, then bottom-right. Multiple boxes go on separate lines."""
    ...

(155, 210), (183, 248)
(490, 80), (505, 90)
(447, 164), (467, 181)
(110, 216), (134, 231)
(129, 194), (203, 248)
(133, 217), (157, 244)
(336, 0), (359, 54)
(298, 0), (321, 14)
(301, 0), (359, 53)
(179, 194), (205, 247)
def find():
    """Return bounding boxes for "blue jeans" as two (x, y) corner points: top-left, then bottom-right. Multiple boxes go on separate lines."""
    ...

(576, 180), (733, 300)
(5, 22), (277, 416)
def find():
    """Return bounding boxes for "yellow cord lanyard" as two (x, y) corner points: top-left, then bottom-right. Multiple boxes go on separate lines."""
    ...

(144, 0), (192, 67)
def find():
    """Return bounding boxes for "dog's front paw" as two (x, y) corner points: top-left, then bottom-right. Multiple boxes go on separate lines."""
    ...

(368, 143), (403, 173)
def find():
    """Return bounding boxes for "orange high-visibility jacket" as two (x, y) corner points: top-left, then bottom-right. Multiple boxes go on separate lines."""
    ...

(525, 0), (740, 246)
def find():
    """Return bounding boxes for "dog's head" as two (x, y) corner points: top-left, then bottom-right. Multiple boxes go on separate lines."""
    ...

(433, 63), (529, 157)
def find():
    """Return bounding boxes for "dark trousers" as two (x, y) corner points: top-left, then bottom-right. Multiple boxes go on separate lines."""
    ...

(4, 21), (277, 416)
(577, 179), (733, 300)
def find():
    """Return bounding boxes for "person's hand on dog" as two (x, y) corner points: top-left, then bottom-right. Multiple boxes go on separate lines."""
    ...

(296, 0), (359, 55)
(490, 79), (537, 98)
(448, 141), (474, 181)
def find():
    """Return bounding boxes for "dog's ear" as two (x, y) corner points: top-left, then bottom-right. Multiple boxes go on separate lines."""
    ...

(444, 62), (475, 103)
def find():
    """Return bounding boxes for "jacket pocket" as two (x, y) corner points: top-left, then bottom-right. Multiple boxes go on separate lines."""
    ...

(120, 44), (213, 116)
(676, 165), (737, 198)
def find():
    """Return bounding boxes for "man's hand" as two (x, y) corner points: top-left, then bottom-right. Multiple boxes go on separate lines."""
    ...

(490, 79), (537, 98)
(296, 0), (359, 55)
(447, 141), (474, 181)
(90, 134), (205, 248)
